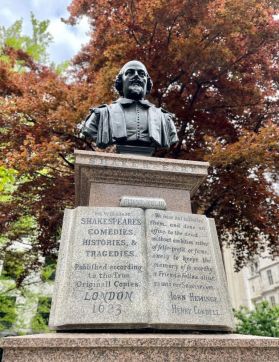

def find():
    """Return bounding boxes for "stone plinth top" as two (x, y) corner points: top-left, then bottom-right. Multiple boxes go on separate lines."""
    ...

(74, 150), (209, 207)
(74, 150), (209, 175)
(2, 333), (279, 348)
(2, 333), (279, 362)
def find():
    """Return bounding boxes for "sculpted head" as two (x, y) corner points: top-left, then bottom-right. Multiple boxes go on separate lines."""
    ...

(115, 60), (153, 100)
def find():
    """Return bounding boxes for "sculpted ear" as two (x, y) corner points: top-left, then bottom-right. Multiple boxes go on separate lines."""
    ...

(146, 76), (153, 94)
(115, 75), (124, 96)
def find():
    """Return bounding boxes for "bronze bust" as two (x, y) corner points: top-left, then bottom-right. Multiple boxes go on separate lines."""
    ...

(80, 60), (178, 154)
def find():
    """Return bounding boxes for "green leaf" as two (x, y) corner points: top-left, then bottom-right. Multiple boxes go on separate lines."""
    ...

(234, 301), (279, 337)
(0, 12), (53, 65)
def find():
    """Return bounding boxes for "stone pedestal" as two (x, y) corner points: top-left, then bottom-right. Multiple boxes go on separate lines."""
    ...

(1, 333), (279, 362)
(48, 150), (235, 331)
(74, 150), (209, 212)
(1, 151), (277, 359)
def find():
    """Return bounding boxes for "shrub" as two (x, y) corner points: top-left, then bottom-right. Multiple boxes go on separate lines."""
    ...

(234, 301), (279, 337)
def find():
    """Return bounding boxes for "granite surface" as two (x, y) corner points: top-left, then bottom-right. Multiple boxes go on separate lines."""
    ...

(145, 210), (234, 331)
(74, 150), (209, 207)
(1, 333), (279, 362)
(89, 183), (192, 213)
(49, 207), (147, 329)
(49, 207), (234, 331)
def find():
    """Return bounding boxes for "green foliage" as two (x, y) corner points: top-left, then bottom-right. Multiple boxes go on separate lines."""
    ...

(41, 256), (56, 282)
(31, 296), (51, 333)
(0, 12), (53, 64)
(29, 12), (52, 62)
(234, 301), (279, 337)
(0, 15), (63, 336)
(1, 251), (25, 280)
(0, 288), (53, 334)
(0, 296), (17, 331)
(52, 60), (70, 75)
(0, 167), (17, 202)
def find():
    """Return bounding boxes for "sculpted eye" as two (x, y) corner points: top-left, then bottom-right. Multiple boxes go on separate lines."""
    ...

(125, 69), (133, 75)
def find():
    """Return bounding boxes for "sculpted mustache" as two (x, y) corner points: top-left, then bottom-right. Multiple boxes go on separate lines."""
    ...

(129, 79), (144, 86)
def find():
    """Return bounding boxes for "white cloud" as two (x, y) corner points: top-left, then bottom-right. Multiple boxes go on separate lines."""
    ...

(0, 0), (90, 63)
(0, 7), (18, 24)
(48, 16), (90, 63)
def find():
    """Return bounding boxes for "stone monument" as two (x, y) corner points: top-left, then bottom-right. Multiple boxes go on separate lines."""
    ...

(48, 60), (234, 331)
(1, 61), (279, 361)
(49, 151), (234, 331)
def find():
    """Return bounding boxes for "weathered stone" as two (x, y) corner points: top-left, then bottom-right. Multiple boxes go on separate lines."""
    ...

(49, 207), (234, 331)
(49, 207), (147, 329)
(120, 196), (166, 210)
(89, 182), (192, 213)
(145, 210), (234, 330)
(74, 150), (209, 210)
(2, 333), (279, 362)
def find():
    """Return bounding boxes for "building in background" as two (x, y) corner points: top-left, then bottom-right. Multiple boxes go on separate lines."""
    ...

(248, 254), (279, 307)
(223, 247), (279, 309)
(223, 247), (252, 309)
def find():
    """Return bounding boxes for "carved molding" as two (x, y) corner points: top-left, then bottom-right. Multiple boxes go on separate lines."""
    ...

(75, 150), (209, 206)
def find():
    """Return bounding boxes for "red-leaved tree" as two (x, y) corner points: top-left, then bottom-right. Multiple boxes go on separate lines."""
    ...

(0, 0), (278, 286)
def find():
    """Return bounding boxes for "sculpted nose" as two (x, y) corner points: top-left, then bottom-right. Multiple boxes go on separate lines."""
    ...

(130, 73), (141, 82)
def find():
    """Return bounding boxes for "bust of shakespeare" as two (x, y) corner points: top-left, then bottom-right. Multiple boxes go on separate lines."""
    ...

(80, 60), (178, 153)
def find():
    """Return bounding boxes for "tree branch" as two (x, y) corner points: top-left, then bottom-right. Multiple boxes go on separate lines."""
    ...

(0, 280), (43, 296)
(166, 14), (182, 47)
(35, 171), (55, 179)
(128, 0), (141, 46)
(148, 22), (158, 58)
(204, 197), (221, 217)
(59, 153), (74, 169)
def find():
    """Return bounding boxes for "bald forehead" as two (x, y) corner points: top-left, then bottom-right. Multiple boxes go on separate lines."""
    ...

(121, 61), (147, 73)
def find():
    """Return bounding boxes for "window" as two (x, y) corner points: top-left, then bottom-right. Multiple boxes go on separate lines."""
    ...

(270, 296), (276, 306)
(0, 296), (16, 329)
(250, 262), (258, 275)
(267, 270), (274, 285)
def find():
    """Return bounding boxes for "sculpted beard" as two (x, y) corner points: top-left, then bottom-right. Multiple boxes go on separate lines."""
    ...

(126, 79), (145, 100)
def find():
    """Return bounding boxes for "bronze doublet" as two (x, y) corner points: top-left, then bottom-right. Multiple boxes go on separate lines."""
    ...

(122, 102), (150, 143)
(81, 97), (178, 148)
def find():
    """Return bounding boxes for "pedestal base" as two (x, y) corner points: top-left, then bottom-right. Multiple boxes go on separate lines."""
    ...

(1, 333), (279, 362)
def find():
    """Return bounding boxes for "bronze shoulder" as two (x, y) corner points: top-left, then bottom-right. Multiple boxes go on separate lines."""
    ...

(161, 107), (169, 113)
(89, 104), (108, 114)
(160, 108), (175, 119)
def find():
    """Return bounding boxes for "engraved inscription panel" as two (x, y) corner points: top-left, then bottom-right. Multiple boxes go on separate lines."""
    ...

(50, 207), (234, 330)
(146, 210), (231, 327)
(64, 207), (147, 325)
(120, 196), (166, 210)
(88, 155), (208, 175)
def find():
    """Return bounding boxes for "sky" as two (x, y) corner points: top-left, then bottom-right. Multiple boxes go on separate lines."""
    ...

(0, 0), (90, 64)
